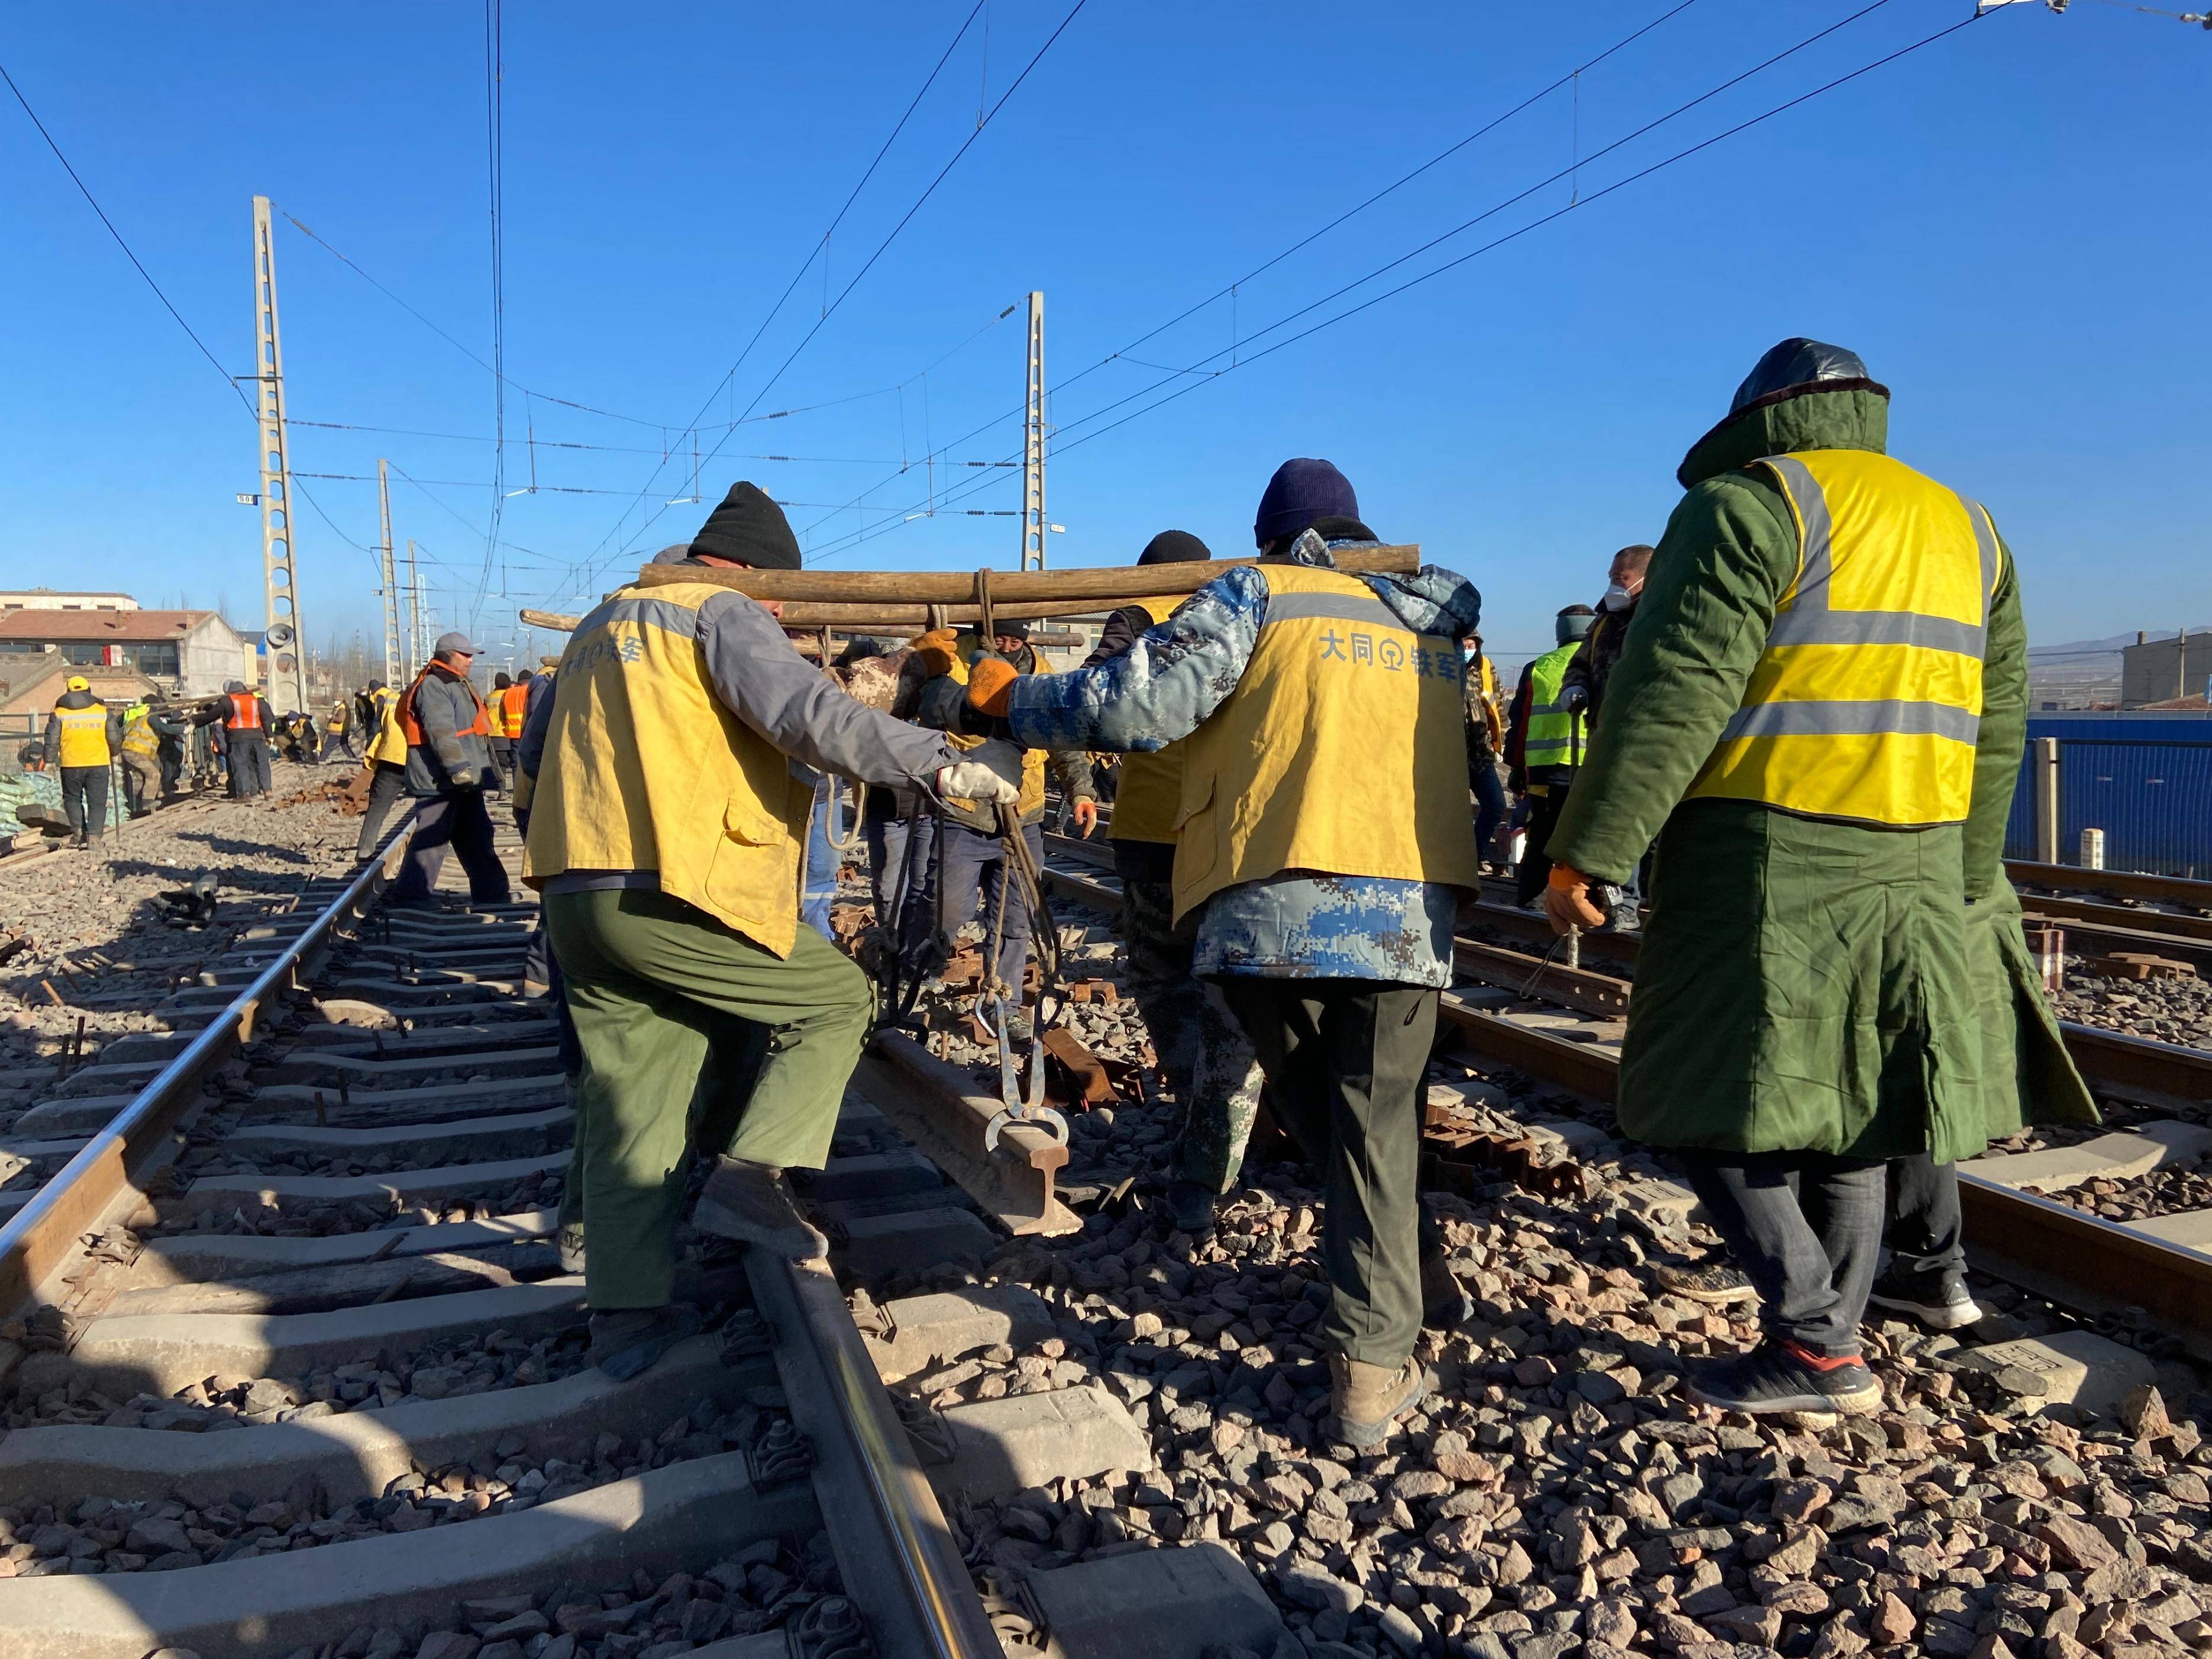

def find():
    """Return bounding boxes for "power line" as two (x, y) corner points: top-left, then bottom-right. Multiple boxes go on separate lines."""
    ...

(576, 0), (1091, 586)
(803, 1), (1995, 563)
(0, 58), (250, 411)
(793, 0), (1713, 550)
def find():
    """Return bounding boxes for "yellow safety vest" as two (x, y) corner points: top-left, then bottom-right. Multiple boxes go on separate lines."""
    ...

(122, 708), (160, 758)
(1170, 564), (1481, 922)
(524, 581), (814, 957)
(1687, 448), (2001, 828)
(53, 702), (111, 768)
(366, 687), (409, 766)
(1520, 644), (1589, 771)
(1106, 595), (1197, 847)
(943, 643), (1054, 818)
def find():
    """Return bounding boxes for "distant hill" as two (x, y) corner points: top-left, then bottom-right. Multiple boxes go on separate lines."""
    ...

(2028, 625), (2212, 708)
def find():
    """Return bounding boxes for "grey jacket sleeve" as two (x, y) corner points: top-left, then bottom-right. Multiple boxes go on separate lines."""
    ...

(42, 712), (59, 766)
(516, 675), (556, 780)
(697, 590), (957, 786)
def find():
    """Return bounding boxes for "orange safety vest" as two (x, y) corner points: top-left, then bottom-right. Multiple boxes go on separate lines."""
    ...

(223, 692), (262, 731)
(495, 682), (531, 738)
(399, 667), (492, 747)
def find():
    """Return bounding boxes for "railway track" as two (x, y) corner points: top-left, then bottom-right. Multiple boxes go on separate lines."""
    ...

(0, 803), (1284, 1659)
(1038, 832), (2212, 1361)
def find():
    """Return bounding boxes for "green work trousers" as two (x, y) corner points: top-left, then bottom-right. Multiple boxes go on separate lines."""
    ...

(1218, 979), (1436, 1369)
(546, 886), (874, 1309)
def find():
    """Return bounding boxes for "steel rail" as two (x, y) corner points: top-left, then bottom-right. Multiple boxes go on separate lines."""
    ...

(745, 1253), (1004, 1659)
(2008, 859), (2212, 912)
(0, 806), (418, 1316)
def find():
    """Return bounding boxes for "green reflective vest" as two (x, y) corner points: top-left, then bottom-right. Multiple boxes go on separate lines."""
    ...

(1522, 643), (1588, 771)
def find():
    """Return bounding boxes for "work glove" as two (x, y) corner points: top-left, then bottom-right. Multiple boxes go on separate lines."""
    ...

(1071, 798), (1099, 837)
(450, 767), (480, 789)
(912, 628), (963, 679)
(1541, 863), (1607, 936)
(1562, 685), (1589, 713)
(967, 658), (1018, 719)
(936, 757), (1019, 807)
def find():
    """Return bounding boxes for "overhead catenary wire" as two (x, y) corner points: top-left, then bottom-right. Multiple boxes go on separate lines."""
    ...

(793, 0), (1713, 551)
(473, 0), (509, 629)
(574, 0), (1092, 590)
(802, 0), (1997, 564)
(0, 59), (251, 412)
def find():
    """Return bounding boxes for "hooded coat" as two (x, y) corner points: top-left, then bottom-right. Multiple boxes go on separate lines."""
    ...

(1545, 382), (2095, 1161)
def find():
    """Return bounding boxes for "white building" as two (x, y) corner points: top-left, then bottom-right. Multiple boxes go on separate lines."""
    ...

(0, 589), (141, 613)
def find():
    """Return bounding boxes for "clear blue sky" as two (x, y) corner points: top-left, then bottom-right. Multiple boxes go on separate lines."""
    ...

(2, 1), (2205, 673)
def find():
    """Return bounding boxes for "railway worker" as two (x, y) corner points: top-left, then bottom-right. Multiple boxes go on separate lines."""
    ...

(1462, 631), (1508, 872)
(901, 618), (1099, 1042)
(485, 670), (519, 791)
(954, 456), (1484, 1447)
(526, 480), (1009, 1378)
(321, 695), (356, 762)
(1071, 530), (1268, 1240)
(388, 634), (513, 907)
(148, 695), (192, 796)
(1540, 337), (2095, 1416)
(1560, 544), (1654, 721)
(1503, 606), (1596, 905)
(493, 669), (534, 792)
(354, 680), (412, 860)
(218, 679), (276, 800)
(44, 676), (121, 848)
(117, 693), (166, 817)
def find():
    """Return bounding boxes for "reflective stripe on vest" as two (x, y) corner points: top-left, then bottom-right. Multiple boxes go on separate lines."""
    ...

(1169, 564), (1481, 923)
(122, 712), (161, 757)
(1520, 644), (1588, 770)
(54, 704), (111, 768)
(523, 583), (813, 957)
(223, 692), (261, 731)
(496, 683), (531, 738)
(398, 670), (493, 747)
(1685, 448), (2001, 828)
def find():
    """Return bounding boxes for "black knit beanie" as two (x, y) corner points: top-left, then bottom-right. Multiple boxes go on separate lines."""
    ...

(1139, 530), (1212, 566)
(689, 482), (803, 570)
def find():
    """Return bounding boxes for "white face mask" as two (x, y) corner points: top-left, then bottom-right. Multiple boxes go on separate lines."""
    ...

(1601, 582), (1636, 612)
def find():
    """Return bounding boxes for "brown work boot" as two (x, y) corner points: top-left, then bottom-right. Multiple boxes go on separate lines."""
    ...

(693, 1157), (829, 1260)
(1329, 1352), (1428, 1448)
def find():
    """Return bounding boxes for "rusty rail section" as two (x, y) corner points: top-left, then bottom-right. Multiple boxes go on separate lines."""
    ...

(0, 808), (418, 1318)
(2008, 860), (2212, 912)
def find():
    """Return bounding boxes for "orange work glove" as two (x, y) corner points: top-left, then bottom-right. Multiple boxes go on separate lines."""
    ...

(1541, 863), (1607, 936)
(912, 628), (961, 679)
(967, 657), (1018, 718)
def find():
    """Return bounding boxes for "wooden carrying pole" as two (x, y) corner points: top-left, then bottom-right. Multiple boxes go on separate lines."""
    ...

(522, 546), (1419, 634)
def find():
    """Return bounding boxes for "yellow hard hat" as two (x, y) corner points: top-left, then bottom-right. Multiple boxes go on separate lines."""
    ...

(65, 676), (91, 692)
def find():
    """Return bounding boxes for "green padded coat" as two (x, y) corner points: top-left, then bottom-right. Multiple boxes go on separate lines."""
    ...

(1546, 384), (2095, 1161)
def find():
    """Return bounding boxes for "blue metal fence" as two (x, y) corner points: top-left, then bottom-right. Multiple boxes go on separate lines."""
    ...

(2005, 712), (2212, 877)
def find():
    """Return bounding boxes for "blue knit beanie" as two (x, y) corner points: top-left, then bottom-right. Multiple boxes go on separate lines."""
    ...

(1253, 458), (1358, 549)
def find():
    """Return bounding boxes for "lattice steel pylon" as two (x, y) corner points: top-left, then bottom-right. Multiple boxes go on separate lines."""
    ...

(406, 541), (425, 667)
(376, 459), (402, 688)
(251, 196), (308, 713)
(1020, 291), (1047, 572)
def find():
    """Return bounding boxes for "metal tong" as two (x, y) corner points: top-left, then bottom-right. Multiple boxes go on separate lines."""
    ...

(981, 993), (1069, 1153)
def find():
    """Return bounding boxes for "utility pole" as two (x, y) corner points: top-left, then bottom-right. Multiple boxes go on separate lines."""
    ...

(1020, 290), (1047, 572)
(251, 195), (308, 714)
(406, 539), (425, 667)
(377, 459), (402, 688)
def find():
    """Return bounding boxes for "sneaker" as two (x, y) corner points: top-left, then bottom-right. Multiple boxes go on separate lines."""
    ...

(1655, 1261), (1759, 1306)
(1329, 1353), (1430, 1448)
(587, 1305), (702, 1380)
(557, 1222), (587, 1276)
(1867, 1267), (1981, 1331)
(693, 1158), (829, 1260)
(1165, 1179), (1217, 1239)
(1688, 1338), (1881, 1416)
